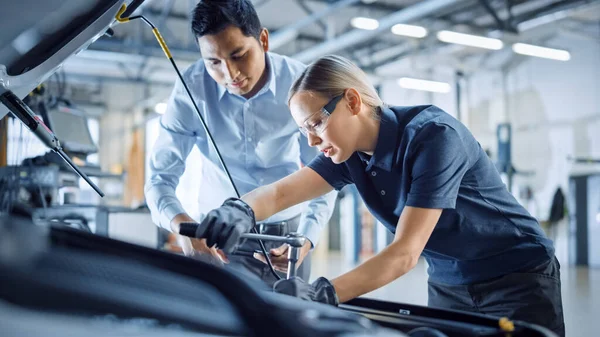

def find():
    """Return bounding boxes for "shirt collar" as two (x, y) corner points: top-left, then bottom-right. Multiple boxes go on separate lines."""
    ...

(217, 52), (276, 101)
(217, 77), (227, 100)
(357, 106), (399, 172)
(265, 53), (277, 96)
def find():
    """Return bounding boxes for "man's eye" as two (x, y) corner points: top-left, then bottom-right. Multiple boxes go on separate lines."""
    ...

(232, 53), (246, 60)
(209, 60), (220, 66)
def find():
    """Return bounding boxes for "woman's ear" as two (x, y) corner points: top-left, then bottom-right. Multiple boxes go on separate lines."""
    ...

(345, 88), (362, 116)
(260, 28), (269, 52)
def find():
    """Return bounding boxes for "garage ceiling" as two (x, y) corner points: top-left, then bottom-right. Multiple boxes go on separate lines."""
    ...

(53, 0), (599, 109)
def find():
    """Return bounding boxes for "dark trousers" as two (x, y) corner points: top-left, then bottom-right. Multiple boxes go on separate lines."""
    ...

(227, 215), (311, 288)
(428, 257), (565, 337)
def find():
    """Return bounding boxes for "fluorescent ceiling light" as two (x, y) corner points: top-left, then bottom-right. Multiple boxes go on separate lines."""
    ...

(437, 30), (503, 50)
(351, 17), (379, 30)
(512, 43), (570, 61)
(391, 24), (428, 38)
(398, 77), (451, 93)
(155, 102), (167, 114)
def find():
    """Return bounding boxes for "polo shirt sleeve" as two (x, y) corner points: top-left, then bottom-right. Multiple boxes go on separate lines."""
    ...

(406, 123), (470, 209)
(307, 153), (353, 191)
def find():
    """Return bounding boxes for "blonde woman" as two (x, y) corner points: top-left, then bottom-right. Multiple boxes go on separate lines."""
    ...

(180, 55), (564, 337)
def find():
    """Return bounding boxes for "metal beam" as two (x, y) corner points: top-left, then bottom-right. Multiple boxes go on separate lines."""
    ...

(513, 0), (596, 31)
(433, 0), (529, 33)
(308, 0), (405, 13)
(474, 0), (555, 28)
(370, 0), (591, 74)
(143, 7), (188, 21)
(61, 73), (174, 87)
(361, 42), (427, 73)
(297, 33), (325, 43)
(297, 0), (328, 32)
(269, 0), (362, 50)
(506, 0), (517, 26)
(91, 37), (200, 61)
(293, 0), (467, 63)
(156, 0), (175, 30)
(478, 0), (518, 33)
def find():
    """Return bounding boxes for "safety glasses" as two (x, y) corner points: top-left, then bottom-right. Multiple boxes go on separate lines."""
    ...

(298, 94), (343, 137)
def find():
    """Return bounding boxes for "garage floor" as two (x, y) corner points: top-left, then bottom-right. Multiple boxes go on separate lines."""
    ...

(311, 219), (599, 337)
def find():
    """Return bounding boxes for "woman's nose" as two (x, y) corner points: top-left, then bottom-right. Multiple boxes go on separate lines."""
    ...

(307, 132), (321, 147)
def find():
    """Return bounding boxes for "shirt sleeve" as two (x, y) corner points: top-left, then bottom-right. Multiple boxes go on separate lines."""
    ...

(405, 123), (470, 210)
(144, 77), (204, 231)
(297, 134), (338, 247)
(307, 153), (353, 191)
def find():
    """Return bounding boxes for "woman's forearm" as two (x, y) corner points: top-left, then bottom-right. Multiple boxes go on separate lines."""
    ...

(332, 206), (441, 303)
(242, 167), (334, 222)
(242, 183), (281, 222)
(331, 244), (419, 303)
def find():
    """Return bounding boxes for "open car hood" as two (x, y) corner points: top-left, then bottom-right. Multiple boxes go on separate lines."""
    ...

(0, 0), (144, 119)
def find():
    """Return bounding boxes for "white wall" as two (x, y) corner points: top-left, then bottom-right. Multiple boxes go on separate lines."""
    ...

(468, 33), (600, 219)
(379, 30), (600, 221)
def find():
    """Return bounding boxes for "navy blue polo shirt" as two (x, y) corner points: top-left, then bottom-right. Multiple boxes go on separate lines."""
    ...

(308, 105), (554, 285)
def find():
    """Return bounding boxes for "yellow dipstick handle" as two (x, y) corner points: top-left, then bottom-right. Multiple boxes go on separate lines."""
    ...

(115, 4), (129, 22)
(152, 28), (172, 59)
(499, 317), (515, 337)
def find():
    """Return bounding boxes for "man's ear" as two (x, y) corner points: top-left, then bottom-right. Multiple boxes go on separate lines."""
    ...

(260, 28), (269, 52)
(346, 88), (362, 116)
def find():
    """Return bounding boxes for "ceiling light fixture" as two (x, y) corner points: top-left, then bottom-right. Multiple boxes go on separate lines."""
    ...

(398, 77), (451, 93)
(391, 24), (428, 38)
(351, 17), (379, 30)
(512, 43), (570, 61)
(437, 30), (503, 50)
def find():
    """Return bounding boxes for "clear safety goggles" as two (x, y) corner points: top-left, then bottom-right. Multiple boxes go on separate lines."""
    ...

(298, 94), (343, 137)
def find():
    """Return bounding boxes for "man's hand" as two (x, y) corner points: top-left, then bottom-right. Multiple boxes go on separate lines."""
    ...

(171, 213), (227, 261)
(253, 239), (311, 273)
(190, 238), (229, 263)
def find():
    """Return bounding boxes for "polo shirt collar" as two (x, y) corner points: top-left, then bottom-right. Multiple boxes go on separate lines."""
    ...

(357, 106), (398, 172)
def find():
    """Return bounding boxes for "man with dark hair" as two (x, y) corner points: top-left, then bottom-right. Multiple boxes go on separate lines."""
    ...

(145, 0), (337, 286)
(191, 0), (263, 41)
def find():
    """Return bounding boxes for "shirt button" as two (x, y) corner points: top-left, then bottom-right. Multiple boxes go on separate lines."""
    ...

(380, 190), (386, 196)
(371, 171), (377, 177)
(247, 137), (252, 142)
